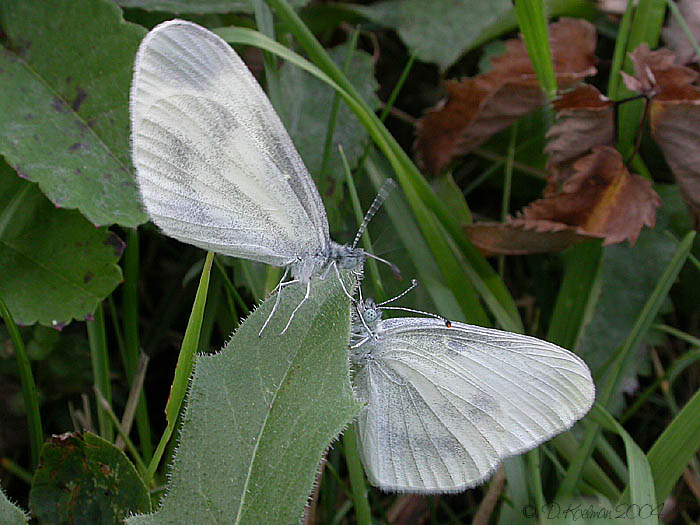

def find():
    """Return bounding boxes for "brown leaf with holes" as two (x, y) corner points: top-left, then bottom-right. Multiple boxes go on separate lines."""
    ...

(620, 44), (700, 226)
(545, 84), (615, 185)
(662, 0), (700, 65)
(415, 18), (597, 175)
(464, 147), (661, 254)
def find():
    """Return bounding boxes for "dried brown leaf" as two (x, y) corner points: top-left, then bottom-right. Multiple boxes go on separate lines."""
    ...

(464, 147), (661, 254)
(649, 92), (700, 227)
(621, 45), (700, 226)
(545, 84), (615, 184)
(622, 44), (699, 97)
(463, 221), (599, 255)
(662, 0), (700, 65)
(415, 18), (597, 175)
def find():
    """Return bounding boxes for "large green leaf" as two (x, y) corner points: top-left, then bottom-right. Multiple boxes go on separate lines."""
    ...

(128, 270), (361, 524)
(347, 0), (512, 70)
(29, 432), (151, 524)
(575, 228), (677, 413)
(0, 0), (147, 227)
(0, 166), (124, 327)
(278, 43), (379, 231)
(116, 0), (309, 14)
(0, 484), (27, 525)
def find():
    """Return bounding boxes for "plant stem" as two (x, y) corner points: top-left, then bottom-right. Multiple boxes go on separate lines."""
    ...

(0, 296), (43, 469)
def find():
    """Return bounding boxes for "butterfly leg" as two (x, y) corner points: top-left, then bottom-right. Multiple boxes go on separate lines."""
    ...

(349, 335), (371, 349)
(333, 261), (355, 301)
(258, 269), (296, 337)
(280, 280), (311, 335)
(319, 261), (334, 281)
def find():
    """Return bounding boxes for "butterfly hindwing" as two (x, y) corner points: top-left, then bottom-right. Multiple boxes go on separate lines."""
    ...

(353, 318), (595, 493)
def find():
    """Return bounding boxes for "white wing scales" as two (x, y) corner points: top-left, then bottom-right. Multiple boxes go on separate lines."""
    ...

(354, 319), (595, 493)
(131, 20), (329, 266)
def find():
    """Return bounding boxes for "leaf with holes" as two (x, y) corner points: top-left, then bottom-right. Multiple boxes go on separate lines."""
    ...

(0, 0), (147, 227)
(29, 432), (150, 524)
(0, 163), (124, 327)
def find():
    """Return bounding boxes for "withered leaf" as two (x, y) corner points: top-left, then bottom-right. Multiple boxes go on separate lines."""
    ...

(463, 221), (600, 256)
(545, 84), (615, 185)
(662, 0), (700, 65)
(415, 18), (597, 175)
(621, 44), (699, 97)
(464, 147), (661, 254)
(622, 45), (700, 226)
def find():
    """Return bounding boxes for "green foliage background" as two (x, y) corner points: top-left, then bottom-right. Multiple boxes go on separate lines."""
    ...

(0, 0), (698, 523)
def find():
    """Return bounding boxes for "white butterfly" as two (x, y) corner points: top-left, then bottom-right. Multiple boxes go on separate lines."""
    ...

(131, 20), (392, 333)
(350, 290), (595, 493)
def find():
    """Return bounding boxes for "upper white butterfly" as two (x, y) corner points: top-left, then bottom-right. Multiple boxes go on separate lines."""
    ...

(130, 20), (365, 287)
(351, 298), (596, 493)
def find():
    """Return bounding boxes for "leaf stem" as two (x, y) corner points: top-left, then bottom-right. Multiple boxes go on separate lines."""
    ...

(87, 302), (113, 441)
(343, 424), (372, 525)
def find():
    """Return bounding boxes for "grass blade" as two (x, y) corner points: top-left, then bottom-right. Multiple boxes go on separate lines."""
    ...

(0, 296), (43, 469)
(145, 251), (214, 484)
(87, 303), (113, 441)
(557, 231), (695, 500)
(514, 0), (557, 98)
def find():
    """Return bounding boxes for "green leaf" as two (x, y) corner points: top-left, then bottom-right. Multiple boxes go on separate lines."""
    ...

(116, 0), (309, 14)
(0, 483), (28, 525)
(29, 432), (151, 524)
(0, 165), (124, 327)
(278, 43), (379, 231)
(0, 0), (147, 227)
(590, 405), (657, 524)
(633, 387), (700, 504)
(347, 0), (512, 70)
(128, 270), (362, 524)
(547, 240), (603, 350)
(575, 228), (677, 413)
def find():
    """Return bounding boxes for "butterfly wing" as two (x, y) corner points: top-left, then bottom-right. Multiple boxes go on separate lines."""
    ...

(131, 20), (329, 266)
(354, 318), (594, 493)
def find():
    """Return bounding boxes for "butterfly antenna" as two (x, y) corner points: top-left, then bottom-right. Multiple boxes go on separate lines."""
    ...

(364, 252), (402, 280)
(351, 178), (398, 249)
(377, 279), (418, 306)
(379, 305), (452, 328)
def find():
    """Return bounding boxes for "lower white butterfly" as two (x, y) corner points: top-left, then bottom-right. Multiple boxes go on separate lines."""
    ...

(130, 20), (395, 334)
(350, 289), (595, 493)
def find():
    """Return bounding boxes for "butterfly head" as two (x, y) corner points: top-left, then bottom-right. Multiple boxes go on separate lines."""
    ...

(331, 242), (366, 270)
(360, 298), (383, 326)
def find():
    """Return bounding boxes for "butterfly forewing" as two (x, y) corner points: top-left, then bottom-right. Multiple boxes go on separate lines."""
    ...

(131, 20), (329, 265)
(353, 318), (595, 493)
